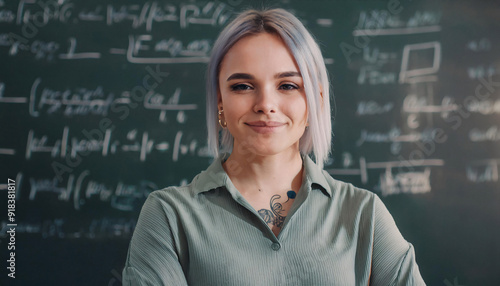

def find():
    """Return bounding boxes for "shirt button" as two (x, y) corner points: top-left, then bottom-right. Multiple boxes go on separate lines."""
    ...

(271, 243), (281, 251)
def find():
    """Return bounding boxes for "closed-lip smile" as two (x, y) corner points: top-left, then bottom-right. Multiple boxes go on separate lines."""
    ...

(245, 121), (285, 127)
(245, 121), (285, 134)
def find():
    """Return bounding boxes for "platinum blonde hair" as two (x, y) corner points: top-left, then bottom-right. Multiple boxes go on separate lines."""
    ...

(206, 8), (332, 168)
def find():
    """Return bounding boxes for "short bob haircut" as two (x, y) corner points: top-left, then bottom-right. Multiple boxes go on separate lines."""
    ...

(206, 8), (332, 168)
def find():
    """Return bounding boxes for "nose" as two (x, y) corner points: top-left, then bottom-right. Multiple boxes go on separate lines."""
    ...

(253, 87), (277, 114)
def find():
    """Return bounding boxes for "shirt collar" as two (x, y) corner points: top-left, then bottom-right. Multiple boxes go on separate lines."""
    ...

(301, 153), (333, 197)
(192, 152), (332, 197)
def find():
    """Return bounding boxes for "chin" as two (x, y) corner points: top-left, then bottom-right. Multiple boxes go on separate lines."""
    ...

(232, 135), (300, 156)
(246, 144), (297, 157)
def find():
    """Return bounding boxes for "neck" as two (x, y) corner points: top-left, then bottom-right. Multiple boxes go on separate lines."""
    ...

(222, 148), (304, 196)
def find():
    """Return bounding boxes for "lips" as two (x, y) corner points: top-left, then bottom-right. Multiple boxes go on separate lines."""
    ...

(245, 121), (285, 127)
(245, 121), (286, 134)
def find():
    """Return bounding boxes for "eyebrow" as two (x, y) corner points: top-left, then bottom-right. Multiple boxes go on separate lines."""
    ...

(226, 71), (301, 81)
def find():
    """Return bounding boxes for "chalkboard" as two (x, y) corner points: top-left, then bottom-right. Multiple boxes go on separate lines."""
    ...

(1, 0), (499, 285)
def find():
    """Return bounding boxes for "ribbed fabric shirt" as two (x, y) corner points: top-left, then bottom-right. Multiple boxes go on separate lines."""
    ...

(123, 152), (426, 285)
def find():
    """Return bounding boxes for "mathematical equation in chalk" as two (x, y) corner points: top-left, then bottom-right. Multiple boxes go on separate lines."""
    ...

(1, 1), (232, 30)
(30, 172), (154, 211)
(0, 127), (211, 162)
(0, 217), (137, 239)
(326, 154), (444, 196)
(0, 78), (197, 122)
(357, 93), (500, 117)
(354, 10), (442, 36)
(0, 1), (236, 63)
(7, 171), (160, 212)
(355, 127), (447, 155)
(0, 33), (213, 63)
(127, 35), (211, 64)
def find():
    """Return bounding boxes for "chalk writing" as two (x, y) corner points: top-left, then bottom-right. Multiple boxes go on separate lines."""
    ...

(466, 38), (492, 52)
(328, 157), (442, 195)
(356, 127), (443, 146)
(127, 35), (211, 63)
(464, 99), (500, 115)
(354, 10), (441, 36)
(8, 78), (199, 120)
(24, 171), (157, 211)
(23, 127), (206, 162)
(356, 100), (394, 115)
(0, 218), (137, 239)
(469, 126), (500, 142)
(466, 159), (499, 183)
(12, 1), (231, 30)
(379, 167), (432, 196)
(467, 65), (497, 80)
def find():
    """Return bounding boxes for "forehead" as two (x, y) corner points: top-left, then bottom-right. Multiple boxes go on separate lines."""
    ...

(219, 32), (300, 76)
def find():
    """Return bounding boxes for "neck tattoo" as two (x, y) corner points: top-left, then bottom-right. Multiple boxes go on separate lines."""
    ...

(257, 189), (297, 228)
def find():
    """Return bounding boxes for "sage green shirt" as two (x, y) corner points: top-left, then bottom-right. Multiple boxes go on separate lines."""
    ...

(123, 153), (425, 285)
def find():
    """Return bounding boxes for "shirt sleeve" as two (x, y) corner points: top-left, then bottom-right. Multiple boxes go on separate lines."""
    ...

(122, 192), (188, 286)
(370, 195), (426, 286)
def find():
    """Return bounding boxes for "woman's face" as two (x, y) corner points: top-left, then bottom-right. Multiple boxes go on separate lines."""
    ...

(218, 32), (308, 157)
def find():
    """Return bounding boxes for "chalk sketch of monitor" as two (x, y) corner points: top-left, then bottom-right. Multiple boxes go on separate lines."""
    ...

(399, 41), (441, 84)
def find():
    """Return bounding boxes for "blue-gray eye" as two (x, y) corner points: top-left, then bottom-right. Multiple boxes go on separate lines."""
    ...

(230, 84), (252, 91)
(280, 83), (298, 90)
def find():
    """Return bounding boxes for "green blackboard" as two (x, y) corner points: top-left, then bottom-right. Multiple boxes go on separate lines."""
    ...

(1, 0), (499, 284)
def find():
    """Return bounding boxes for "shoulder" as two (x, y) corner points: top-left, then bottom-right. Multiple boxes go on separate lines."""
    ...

(320, 169), (378, 208)
(149, 184), (194, 200)
(142, 172), (219, 217)
(320, 172), (406, 239)
(144, 182), (198, 211)
(303, 154), (377, 208)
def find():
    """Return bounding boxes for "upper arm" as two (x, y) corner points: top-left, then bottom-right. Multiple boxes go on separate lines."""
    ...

(122, 192), (188, 286)
(370, 195), (426, 286)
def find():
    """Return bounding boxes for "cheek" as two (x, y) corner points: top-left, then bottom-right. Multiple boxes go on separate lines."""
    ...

(222, 100), (244, 125)
(223, 96), (251, 115)
(290, 98), (308, 123)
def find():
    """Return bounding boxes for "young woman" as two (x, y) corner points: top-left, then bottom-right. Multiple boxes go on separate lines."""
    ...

(123, 8), (425, 285)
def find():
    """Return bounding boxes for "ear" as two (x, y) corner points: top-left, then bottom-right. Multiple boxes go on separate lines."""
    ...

(217, 91), (223, 110)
